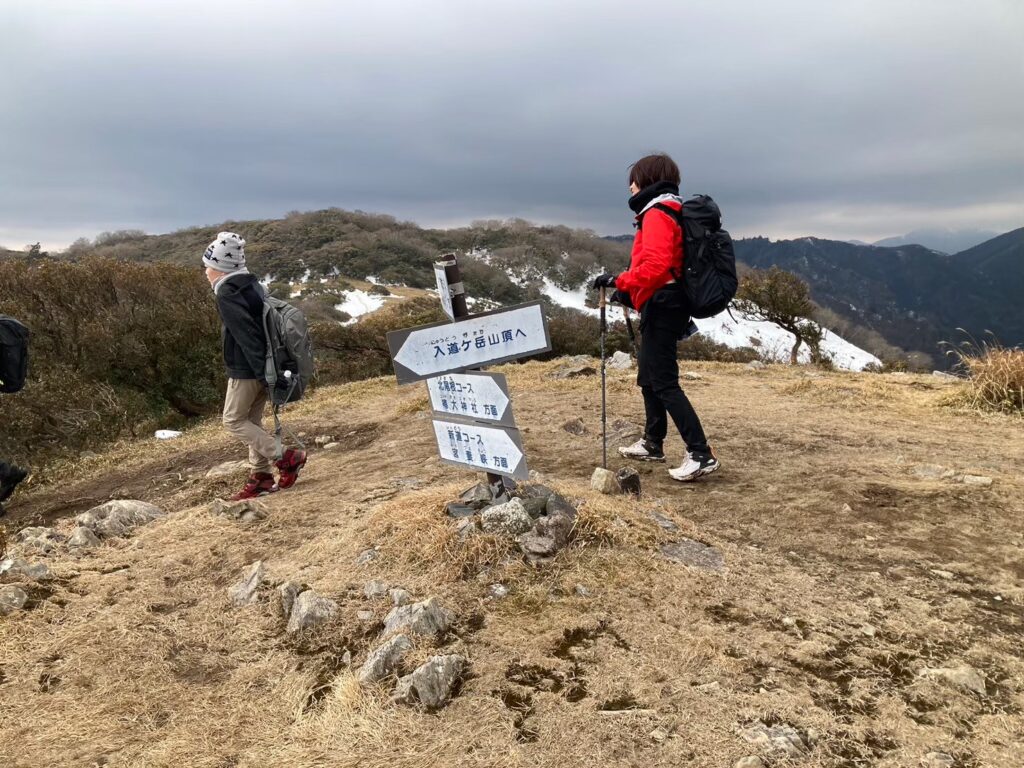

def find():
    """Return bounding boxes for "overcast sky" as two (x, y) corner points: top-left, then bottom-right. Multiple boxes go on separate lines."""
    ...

(2, 0), (1022, 250)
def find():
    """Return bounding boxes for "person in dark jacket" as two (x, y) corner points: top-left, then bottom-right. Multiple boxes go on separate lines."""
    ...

(203, 232), (306, 500)
(0, 461), (28, 517)
(592, 153), (720, 482)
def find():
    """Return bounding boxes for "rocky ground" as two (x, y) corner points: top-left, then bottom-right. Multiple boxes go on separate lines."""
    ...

(1, 359), (1021, 767)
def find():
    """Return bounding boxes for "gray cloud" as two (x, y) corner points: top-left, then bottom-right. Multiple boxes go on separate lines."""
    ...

(1, 0), (1022, 249)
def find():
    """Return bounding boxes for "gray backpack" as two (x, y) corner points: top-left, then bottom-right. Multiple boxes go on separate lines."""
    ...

(262, 295), (314, 406)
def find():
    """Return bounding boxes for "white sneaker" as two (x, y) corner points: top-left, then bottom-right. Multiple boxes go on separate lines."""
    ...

(617, 439), (666, 462)
(668, 452), (720, 482)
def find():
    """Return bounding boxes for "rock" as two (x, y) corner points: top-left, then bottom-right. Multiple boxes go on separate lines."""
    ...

(67, 526), (101, 551)
(747, 360), (767, 371)
(154, 429), (182, 440)
(444, 502), (476, 519)
(228, 561), (265, 606)
(363, 580), (390, 600)
(357, 610), (375, 622)
(355, 548), (379, 566)
(931, 569), (956, 580)
(520, 497), (549, 519)
(608, 351), (633, 369)
(278, 581), (301, 619)
(860, 623), (878, 638)
(393, 654), (467, 710)
(76, 500), (165, 539)
(286, 590), (338, 633)
(0, 557), (52, 582)
(841, 503), (854, 513)
(961, 474), (993, 487)
(736, 721), (807, 757)
(481, 499), (533, 536)
(454, 518), (478, 540)
(574, 584), (592, 597)
(734, 758), (766, 768)
(562, 417), (587, 435)
(590, 467), (619, 494)
(932, 371), (961, 381)
(615, 467), (641, 496)
(383, 597), (452, 638)
(608, 418), (643, 443)
(517, 484), (556, 502)
(920, 665), (987, 696)
(649, 511), (679, 531)
(911, 464), (948, 480)
(545, 493), (576, 519)
(489, 583), (509, 599)
(661, 539), (724, 571)
(314, 434), (336, 447)
(683, 371), (703, 381)
(0, 585), (29, 615)
(921, 752), (956, 768)
(207, 498), (268, 524)
(548, 356), (597, 379)
(390, 588), (412, 606)
(649, 727), (668, 743)
(533, 510), (574, 549)
(518, 532), (558, 560)
(459, 482), (493, 510)
(14, 526), (64, 554)
(358, 635), (413, 685)
(205, 459), (249, 478)
(322, 442), (341, 451)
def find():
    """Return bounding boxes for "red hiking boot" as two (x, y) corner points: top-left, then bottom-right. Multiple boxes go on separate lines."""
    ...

(275, 449), (307, 490)
(230, 472), (278, 501)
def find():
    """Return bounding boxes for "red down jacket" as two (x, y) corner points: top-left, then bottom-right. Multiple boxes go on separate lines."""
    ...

(615, 197), (684, 312)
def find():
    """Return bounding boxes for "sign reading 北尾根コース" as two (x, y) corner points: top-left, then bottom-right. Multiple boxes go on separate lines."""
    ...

(426, 371), (514, 427)
(431, 417), (529, 480)
(386, 301), (550, 385)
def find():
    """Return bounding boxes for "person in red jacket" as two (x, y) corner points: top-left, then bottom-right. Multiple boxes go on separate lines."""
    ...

(592, 153), (720, 482)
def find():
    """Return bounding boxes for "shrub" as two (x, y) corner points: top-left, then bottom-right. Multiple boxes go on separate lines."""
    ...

(677, 334), (759, 363)
(945, 335), (1023, 415)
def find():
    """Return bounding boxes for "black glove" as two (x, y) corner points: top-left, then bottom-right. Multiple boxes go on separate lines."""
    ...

(591, 273), (618, 290)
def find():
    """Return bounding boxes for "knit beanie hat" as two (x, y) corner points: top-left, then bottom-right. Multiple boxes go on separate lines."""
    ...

(202, 232), (246, 272)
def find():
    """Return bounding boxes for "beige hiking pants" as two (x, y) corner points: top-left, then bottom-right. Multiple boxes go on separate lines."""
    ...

(222, 378), (279, 474)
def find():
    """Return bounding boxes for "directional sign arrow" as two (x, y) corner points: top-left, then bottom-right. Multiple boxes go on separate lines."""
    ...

(426, 371), (514, 427)
(431, 418), (529, 480)
(387, 301), (551, 385)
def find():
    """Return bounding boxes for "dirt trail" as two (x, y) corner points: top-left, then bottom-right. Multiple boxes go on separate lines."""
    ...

(1, 361), (1021, 767)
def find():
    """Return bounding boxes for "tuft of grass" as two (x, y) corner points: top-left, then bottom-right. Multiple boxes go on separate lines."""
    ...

(944, 333), (1024, 415)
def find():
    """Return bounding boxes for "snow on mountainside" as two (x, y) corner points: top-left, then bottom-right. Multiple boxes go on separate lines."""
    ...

(538, 279), (880, 371)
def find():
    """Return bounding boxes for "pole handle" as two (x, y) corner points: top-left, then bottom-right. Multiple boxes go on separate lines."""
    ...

(599, 286), (607, 309)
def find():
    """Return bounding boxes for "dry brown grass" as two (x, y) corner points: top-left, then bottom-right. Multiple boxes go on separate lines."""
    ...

(945, 336), (1024, 415)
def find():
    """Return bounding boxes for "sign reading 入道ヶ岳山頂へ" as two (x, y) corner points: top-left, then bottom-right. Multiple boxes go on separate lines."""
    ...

(386, 301), (550, 385)
(426, 371), (514, 427)
(431, 417), (528, 480)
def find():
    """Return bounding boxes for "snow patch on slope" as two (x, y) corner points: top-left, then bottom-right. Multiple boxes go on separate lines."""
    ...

(335, 290), (387, 325)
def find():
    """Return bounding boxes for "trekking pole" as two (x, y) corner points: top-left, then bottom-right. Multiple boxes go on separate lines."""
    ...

(599, 286), (608, 470)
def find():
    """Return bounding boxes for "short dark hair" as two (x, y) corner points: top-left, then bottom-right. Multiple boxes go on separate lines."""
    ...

(628, 153), (681, 189)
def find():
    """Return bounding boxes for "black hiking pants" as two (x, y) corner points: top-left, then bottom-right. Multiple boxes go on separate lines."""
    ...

(636, 284), (710, 457)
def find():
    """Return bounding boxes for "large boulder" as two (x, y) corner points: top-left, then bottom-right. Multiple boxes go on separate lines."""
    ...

(358, 635), (413, 685)
(383, 597), (452, 638)
(286, 590), (339, 633)
(76, 500), (165, 539)
(481, 499), (533, 536)
(393, 654), (467, 710)
(0, 557), (52, 582)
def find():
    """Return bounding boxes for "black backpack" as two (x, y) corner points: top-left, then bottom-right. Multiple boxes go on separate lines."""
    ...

(0, 316), (29, 394)
(646, 195), (738, 319)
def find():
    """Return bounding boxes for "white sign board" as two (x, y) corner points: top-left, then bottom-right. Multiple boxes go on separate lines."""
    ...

(387, 301), (551, 384)
(434, 263), (454, 321)
(431, 418), (528, 480)
(427, 371), (514, 427)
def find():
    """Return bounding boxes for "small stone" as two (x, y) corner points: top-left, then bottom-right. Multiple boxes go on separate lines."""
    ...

(533, 510), (574, 549)
(608, 419), (643, 443)
(734, 758), (766, 768)
(357, 610), (375, 622)
(393, 654), (467, 710)
(489, 583), (509, 599)
(920, 665), (987, 696)
(683, 371), (703, 381)
(228, 560), (265, 606)
(961, 474), (993, 487)
(454, 518), (478, 540)
(590, 467), (618, 494)
(355, 548), (379, 566)
(861, 623), (878, 638)
(736, 720), (807, 756)
(314, 434), (335, 447)
(696, 681), (721, 692)
(911, 464), (948, 480)
(390, 588), (412, 606)
(615, 467), (641, 496)
(205, 459), (249, 478)
(363, 579), (390, 600)
(608, 350), (633, 370)
(562, 417), (587, 435)
(518, 532), (558, 560)
(781, 616), (797, 628)
(574, 584), (592, 597)
(747, 360), (767, 371)
(322, 442), (341, 451)
(649, 727), (668, 742)
(278, 581), (301, 619)
(0, 557), (52, 582)
(459, 482), (493, 510)
(481, 498), (533, 536)
(921, 752), (956, 768)
(931, 569), (955, 580)
(207, 498), (268, 524)
(358, 635), (413, 685)
(286, 590), (338, 633)
(661, 539), (724, 571)
(932, 371), (961, 381)
(67, 526), (101, 551)
(650, 511), (679, 531)
(444, 502), (476, 518)
(14, 526), (64, 554)
(383, 596), (452, 638)
(0, 585), (29, 615)
(841, 503), (853, 513)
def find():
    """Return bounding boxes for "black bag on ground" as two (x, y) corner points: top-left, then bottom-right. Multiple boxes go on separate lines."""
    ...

(651, 195), (738, 319)
(0, 315), (29, 394)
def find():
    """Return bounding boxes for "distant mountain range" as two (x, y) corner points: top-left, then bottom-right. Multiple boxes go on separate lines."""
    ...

(872, 227), (1001, 254)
